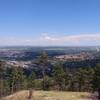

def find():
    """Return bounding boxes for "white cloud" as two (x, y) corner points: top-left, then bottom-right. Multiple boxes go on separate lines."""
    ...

(0, 33), (100, 46)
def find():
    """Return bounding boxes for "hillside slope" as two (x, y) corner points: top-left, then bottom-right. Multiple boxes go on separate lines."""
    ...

(2, 90), (92, 100)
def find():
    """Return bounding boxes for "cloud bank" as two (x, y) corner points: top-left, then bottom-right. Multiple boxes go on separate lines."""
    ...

(0, 33), (100, 46)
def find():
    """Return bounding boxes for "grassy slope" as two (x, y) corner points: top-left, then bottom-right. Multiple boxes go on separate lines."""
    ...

(2, 90), (92, 100)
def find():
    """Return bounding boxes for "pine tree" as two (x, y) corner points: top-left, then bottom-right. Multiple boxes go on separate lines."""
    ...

(76, 67), (94, 92)
(43, 75), (53, 90)
(52, 63), (66, 91)
(92, 64), (100, 100)
(0, 60), (5, 97)
(36, 52), (49, 90)
(28, 71), (36, 89)
(10, 67), (26, 93)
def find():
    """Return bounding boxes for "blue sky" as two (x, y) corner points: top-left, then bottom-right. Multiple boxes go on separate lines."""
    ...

(0, 0), (100, 46)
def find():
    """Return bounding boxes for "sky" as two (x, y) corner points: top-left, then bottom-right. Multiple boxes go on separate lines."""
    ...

(0, 0), (100, 46)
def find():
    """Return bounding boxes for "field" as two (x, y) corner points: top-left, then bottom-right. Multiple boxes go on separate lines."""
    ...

(2, 90), (92, 100)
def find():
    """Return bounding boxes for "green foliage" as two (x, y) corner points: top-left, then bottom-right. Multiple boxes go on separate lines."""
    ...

(43, 76), (53, 90)
(36, 52), (49, 90)
(0, 54), (100, 98)
(75, 67), (94, 92)
(52, 63), (66, 90)
(92, 63), (100, 99)
(34, 79), (43, 89)
(8, 67), (26, 93)
(92, 64), (100, 91)
(27, 71), (36, 88)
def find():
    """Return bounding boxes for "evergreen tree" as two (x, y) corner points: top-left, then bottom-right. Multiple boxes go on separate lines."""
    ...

(28, 71), (36, 89)
(92, 64), (100, 100)
(9, 67), (26, 93)
(36, 52), (49, 90)
(0, 60), (5, 97)
(76, 67), (94, 92)
(43, 75), (53, 90)
(52, 63), (66, 90)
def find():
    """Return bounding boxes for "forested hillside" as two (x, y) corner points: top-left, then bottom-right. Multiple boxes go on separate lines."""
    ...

(0, 52), (100, 99)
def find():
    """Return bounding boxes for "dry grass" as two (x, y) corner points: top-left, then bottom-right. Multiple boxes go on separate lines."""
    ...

(1, 90), (92, 100)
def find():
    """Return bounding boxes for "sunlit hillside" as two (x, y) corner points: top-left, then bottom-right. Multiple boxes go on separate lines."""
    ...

(2, 90), (92, 100)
